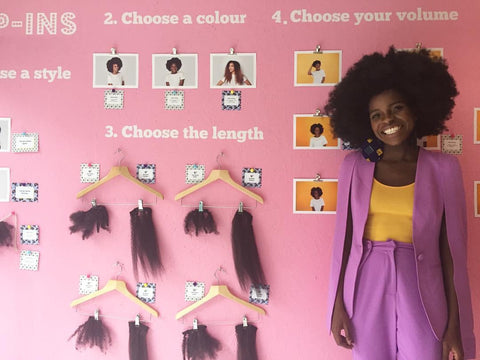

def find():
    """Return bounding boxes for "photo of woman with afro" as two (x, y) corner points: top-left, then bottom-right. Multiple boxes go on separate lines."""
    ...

(310, 186), (324, 211)
(216, 60), (252, 86)
(106, 57), (125, 86)
(309, 123), (328, 147)
(326, 47), (475, 359)
(165, 57), (185, 87)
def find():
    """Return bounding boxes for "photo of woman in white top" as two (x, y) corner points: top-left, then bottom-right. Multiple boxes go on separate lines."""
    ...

(216, 60), (252, 86)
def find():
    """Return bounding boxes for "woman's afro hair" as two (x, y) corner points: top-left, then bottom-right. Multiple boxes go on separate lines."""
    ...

(166, 57), (182, 71)
(106, 57), (123, 72)
(310, 123), (324, 135)
(324, 46), (458, 148)
(311, 187), (323, 197)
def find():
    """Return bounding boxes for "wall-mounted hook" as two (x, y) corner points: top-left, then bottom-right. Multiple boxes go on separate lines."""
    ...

(172, 47), (177, 55)
(315, 45), (322, 53)
(229, 48), (235, 55)
(111, 47), (116, 55)
(314, 108), (323, 116)
(314, 173), (322, 182)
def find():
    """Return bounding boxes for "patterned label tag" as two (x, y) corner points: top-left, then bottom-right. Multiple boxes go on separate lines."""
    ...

(249, 284), (269, 305)
(11, 183), (38, 202)
(11, 133), (39, 152)
(185, 281), (205, 302)
(222, 90), (241, 110)
(242, 168), (262, 187)
(20, 250), (40, 271)
(104, 89), (124, 109)
(80, 163), (100, 183)
(185, 164), (205, 184)
(165, 90), (184, 110)
(137, 164), (156, 184)
(79, 275), (99, 295)
(20, 225), (39, 245)
(136, 282), (156, 303)
(441, 135), (462, 154)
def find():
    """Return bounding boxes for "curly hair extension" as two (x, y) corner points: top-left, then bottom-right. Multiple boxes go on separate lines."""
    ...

(129, 321), (149, 360)
(184, 207), (219, 236)
(69, 205), (110, 240)
(231, 210), (266, 291)
(0, 221), (14, 247)
(68, 315), (112, 353)
(182, 324), (221, 360)
(130, 207), (163, 279)
(325, 46), (458, 148)
(235, 323), (258, 360)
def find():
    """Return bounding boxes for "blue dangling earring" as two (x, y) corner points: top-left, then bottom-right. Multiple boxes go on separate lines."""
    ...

(360, 137), (384, 162)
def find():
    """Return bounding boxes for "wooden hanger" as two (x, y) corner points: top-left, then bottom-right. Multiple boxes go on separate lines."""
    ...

(76, 166), (163, 199)
(70, 279), (159, 317)
(175, 284), (265, 320)
(174, 169), (263, 204)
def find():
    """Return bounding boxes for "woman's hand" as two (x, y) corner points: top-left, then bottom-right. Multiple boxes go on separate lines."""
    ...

(442, 324), (464, 360)
(331, 301), (354, 349)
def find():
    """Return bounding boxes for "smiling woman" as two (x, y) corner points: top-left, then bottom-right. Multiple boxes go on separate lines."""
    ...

(324, 47), (476, 360)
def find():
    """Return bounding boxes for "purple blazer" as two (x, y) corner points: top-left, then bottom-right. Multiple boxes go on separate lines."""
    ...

(327, 147), (475, 358)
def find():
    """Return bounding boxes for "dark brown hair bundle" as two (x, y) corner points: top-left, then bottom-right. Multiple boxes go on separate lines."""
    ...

(231, 209), (266, 290)
(236, 323), (258, 360)
(182, 324), (221, 360)
(68, 315), (112, 353)
(69, 204), (110, 239)
(130, 206), (163, 279)
(129, 321), (149, 360)
(0, 221), (14, 247)
(184, 203), (218, 236)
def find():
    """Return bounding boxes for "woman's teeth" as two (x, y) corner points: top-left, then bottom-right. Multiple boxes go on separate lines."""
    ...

(383, 126), (400, 135)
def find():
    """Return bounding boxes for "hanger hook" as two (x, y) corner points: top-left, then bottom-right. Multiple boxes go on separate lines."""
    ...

(113, 261), (124, 279)
(216, 152), (224, 170)
(213, 266), (225, 284)
(115, 148), (125, 166)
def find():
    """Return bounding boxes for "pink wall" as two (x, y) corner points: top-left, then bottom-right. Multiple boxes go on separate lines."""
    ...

(0, 0), (479, 359)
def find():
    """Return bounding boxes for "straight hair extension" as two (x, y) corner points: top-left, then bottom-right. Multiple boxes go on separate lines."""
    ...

(184, 207), (218, 236)
(231, 210), (266, 290)
(69, 204), (110, 239)
(129, 321), (149, 360)
(235, 323), (258, 360)
(182, 324), (221, 360)
(130, 207), (163, 279)
(68, 315), (112, 353)
(0, 221), (14, 247)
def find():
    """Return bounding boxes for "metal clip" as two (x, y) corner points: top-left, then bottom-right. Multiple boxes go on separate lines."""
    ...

(172, 47), (177, 55)
(135, 314), (140, 326)
(238, 202), (244, 213)
(193, 318), (198, 330)
(198, 200), (204, 212)
(243, 315), (248, 327)
(111, 47), (116, 55)
(138, 199), (143, 210)
(94, 309), (99, 320)
(91, 198), (97, 207)
(315, 45), (322, 53)
(229, 48), (235, 55)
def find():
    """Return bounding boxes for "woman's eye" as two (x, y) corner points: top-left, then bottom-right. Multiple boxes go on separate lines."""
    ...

(392, 104), (405, 112)
(370, 113), (380, 121)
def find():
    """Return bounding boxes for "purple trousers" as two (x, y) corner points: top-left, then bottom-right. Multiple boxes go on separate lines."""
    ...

(351, 240), (442, 360)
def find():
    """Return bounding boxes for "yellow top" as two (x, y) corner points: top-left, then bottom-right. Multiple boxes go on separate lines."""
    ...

(363, 178), (414, 243)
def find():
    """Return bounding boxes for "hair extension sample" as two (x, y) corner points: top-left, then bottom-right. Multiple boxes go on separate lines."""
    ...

(236, 323), (258, 360)
(184, 208), (218, 236)
(182, 324), (221, 360)
(0, 221), (14, 247)
(68, 315), (112, 353)
(69, 205), (110, 239)
(130, 207), (163, 279)
(231, 210), (266, 290)
(129, 321), (149, 360)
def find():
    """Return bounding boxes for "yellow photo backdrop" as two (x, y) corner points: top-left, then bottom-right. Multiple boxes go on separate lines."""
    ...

(295, 51), (341, 85)
(294, 179), (338, 213)
(294, 115), (338, 148)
